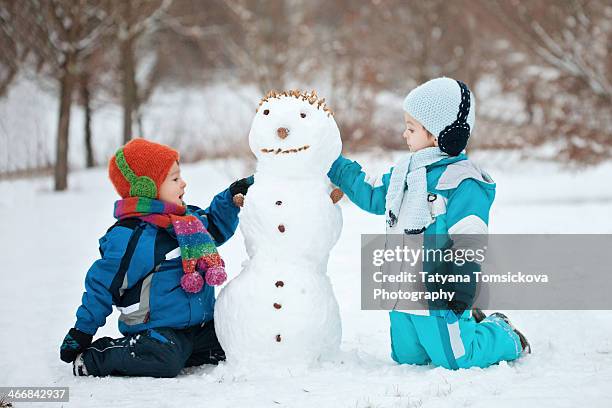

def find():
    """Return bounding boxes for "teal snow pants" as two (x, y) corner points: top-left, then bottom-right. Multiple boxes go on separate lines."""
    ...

(389, 310), (522, 369)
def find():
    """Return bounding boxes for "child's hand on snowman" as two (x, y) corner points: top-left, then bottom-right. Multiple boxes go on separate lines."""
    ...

(230, 175), (254, 207)
(330, 188), (344, 204)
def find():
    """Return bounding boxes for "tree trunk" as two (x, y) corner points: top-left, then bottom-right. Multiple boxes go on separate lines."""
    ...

(120, 36), (137, 143)
(136, 110), (144, 138)
(81, 73), (95, 168)
(120, 2), (137, 144)
(54, 56), (75, 191)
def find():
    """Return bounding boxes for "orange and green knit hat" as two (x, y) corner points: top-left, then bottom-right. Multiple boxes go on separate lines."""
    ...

(108, 139), (179, 199)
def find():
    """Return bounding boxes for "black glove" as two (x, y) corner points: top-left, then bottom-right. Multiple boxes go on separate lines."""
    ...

(60, 328), (93, 363)
(444, 260), (480, 321)
(229, 175), (254, 197)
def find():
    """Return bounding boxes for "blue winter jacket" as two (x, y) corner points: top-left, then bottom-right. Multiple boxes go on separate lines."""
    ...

(74, 187), (239, 336)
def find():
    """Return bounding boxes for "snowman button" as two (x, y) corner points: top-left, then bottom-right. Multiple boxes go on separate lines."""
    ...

(275, 200), (282, 206)
(273, 303), (282, 309)
(275, 280), (284, 288)
(278, 224), (286, 233)
(276, 334), (282, 342)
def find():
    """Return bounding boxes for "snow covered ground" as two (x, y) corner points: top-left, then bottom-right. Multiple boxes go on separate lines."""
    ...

(1, 151), (612, 407)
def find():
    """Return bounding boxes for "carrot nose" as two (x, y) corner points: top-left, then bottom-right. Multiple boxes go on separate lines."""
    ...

(277, 127), (289, 139)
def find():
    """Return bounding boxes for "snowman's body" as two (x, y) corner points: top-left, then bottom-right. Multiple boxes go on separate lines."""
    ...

(214, 91), (343, 367)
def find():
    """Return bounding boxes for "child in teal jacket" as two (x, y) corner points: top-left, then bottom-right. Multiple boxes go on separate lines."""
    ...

(328, 77), (530, 369)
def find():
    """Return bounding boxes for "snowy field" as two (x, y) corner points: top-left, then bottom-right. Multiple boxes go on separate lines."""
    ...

(1, 151), (612, 407)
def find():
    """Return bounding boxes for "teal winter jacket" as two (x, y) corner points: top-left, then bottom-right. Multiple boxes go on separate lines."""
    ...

(327, 153), (496, 314)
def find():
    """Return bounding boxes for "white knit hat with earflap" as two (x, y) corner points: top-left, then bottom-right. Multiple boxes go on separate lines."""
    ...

(403, 77), (476, 156)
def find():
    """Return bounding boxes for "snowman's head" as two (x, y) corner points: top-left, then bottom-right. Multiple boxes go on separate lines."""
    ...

(248, 90), (341, 176)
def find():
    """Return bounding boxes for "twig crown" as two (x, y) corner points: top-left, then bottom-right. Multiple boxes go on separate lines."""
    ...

(257, 89), (334, 117)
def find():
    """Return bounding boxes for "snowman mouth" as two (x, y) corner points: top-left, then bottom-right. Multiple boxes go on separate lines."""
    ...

(260, 145), (310, 155)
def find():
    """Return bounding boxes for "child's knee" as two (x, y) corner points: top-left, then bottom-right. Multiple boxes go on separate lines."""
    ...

(391, 346), (430, 365)
(137, 330), (188, 371)
(389, 312), (429, 365)
(105, 329), (190, 377)
(154, 357), (184, 378)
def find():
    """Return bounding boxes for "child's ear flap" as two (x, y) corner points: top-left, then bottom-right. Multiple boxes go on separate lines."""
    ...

(130, 176), (157, 199)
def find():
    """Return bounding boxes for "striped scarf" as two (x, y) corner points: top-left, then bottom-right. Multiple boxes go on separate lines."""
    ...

(113, 197), (226, 293)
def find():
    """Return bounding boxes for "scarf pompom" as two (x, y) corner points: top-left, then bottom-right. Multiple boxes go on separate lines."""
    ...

(205, 266), (227, 286)
(181, 272), (204, 293)
(197, 256), (226, 286)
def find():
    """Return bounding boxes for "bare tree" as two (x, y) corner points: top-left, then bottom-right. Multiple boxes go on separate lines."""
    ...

(3, 0), (116, 190)
(210, 0), (323, 93)
(305, 0), (490, 149)
(109, 0), (172, 143)
(77, 46), (110, 168)
(0, 3), (21, 96)
(478, 0), (612, 162)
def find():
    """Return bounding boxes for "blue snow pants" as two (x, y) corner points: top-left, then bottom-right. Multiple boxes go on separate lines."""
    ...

(389, 311), (522, 369)
(82, 320), (225, 377)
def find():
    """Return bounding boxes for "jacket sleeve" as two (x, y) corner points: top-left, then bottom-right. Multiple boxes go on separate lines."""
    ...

(189, 186), (239, 246)
(327, 155), (391, 215)
(446, 179), (493, 235)
(75, 225), (155, 335)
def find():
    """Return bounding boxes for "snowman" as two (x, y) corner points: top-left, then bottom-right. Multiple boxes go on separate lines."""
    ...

(214, 90), (344, 369)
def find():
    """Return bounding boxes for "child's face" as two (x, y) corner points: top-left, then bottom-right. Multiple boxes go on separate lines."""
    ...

(158, 161), (187, 205)
(402, 113), (438, 152)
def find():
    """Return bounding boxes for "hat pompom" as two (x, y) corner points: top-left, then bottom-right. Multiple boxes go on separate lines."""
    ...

(181, 272), (204, 293)
(205, 266), (227, 286)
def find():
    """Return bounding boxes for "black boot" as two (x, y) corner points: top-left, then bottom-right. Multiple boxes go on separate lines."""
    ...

(489, 312), (531, 354)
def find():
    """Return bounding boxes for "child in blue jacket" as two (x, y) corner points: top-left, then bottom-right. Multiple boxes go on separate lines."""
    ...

(328, 78), (530, 369)
(59, 138), (252, 377)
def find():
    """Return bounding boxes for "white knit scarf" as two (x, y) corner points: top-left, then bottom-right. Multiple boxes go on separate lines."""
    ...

(385, 147), (448, 234)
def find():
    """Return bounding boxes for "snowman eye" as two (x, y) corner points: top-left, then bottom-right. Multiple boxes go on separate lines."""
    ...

(300, 112), (306, 118)
(263, 109), (270, 115)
